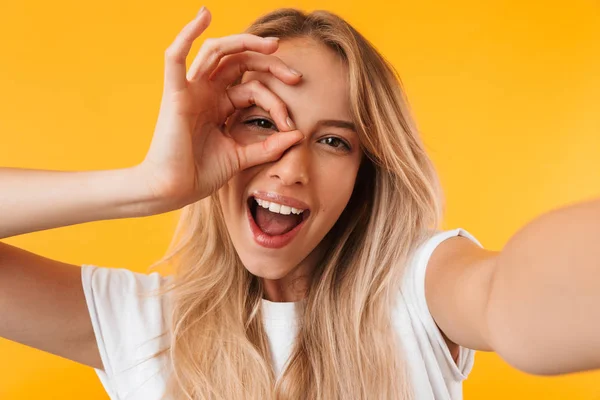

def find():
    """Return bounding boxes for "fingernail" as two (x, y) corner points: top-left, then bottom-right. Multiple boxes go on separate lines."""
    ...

(197, 6), (206, 16)
(264, 36), (280, 42)
(287, 117), (296, 130)
(289, 68), (302, 77)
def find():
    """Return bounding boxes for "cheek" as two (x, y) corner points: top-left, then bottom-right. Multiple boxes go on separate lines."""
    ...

(316, 162), (360, 217)
(219, 168), (262, 219)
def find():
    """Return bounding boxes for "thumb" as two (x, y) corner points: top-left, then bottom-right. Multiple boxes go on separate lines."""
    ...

(237, 130), (304, 170)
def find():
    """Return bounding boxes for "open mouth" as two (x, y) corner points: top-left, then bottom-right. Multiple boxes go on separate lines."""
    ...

(247, 196), (310, 236)
(245, 196), (311, 249)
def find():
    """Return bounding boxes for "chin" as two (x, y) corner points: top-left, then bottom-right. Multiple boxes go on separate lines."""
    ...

(239, 257), (294, 280)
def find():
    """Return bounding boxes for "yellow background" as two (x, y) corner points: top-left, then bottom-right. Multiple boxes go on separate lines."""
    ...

(1, 0), (599, 398)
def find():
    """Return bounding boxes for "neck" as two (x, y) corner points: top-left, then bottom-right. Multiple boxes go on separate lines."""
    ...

(261, 239), (328, 302)
(261, 263), (311, 302)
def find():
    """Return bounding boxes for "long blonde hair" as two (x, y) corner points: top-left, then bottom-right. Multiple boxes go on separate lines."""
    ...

(148, 8), (443, 399)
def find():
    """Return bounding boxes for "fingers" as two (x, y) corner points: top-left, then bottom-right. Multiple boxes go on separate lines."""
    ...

(236, 130), (304, 171)
(209, 51), (302, 88)
(186, 34), (281, 82)
(224, 80), (296, 131)
(164, 7), (212, 92)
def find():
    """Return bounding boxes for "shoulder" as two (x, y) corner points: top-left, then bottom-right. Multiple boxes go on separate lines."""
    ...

(427, 233), (494, 273)
(81, 265), (172, 336)
(424, 230), (499, 353)
(396, 229), (487, 390)
(81, 264), (168, 290)
(80, 265), (172, 398)
(404, 228), (488, 296)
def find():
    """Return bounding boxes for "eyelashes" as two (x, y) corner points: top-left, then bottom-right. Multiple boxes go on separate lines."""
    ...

(244, 118), (277, 131)
(243, 117), (352, 152)
(319, 137), (350, 150)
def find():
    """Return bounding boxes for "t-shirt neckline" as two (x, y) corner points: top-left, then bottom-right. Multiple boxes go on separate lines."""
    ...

(261, 298), (304, 323)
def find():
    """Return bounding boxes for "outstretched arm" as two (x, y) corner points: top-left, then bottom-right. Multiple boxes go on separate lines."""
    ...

(426, 197), (600, 375)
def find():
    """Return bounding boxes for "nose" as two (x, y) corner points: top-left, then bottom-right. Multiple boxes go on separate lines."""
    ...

(266, 140), (310, 186)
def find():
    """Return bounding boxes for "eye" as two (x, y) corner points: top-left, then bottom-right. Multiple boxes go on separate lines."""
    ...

(243, 117), (278, 131)
(319, 136), (351, 152)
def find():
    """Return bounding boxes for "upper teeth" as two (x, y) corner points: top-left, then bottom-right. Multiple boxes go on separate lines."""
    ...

(255, 198), (305, 215)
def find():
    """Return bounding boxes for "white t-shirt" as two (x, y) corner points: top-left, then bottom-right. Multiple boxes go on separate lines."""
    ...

(81, 228), (482, 400)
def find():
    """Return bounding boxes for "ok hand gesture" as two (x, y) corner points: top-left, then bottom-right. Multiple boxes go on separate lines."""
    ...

(138, 7), (303, 212)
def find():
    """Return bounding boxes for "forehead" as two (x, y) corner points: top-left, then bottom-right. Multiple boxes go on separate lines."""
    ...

(241, 37), (351, 122)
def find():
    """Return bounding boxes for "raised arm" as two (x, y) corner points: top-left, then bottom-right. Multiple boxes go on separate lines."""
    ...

(426, 197), (600, 375)
(0, 167), (155, 240)
(0, 6), (304, 370)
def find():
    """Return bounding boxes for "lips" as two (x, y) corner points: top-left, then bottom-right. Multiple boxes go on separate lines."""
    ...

(246, 196), (311, 249)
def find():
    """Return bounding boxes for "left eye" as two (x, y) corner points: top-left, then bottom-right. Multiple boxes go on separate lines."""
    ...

(244, 118), (277, 131)
(319, 137), (350, 151)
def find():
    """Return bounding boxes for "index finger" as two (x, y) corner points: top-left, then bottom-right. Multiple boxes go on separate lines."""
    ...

(208, 52), (302, 88)
(163, 7), (212, 92)
(186, 34), (282, 82)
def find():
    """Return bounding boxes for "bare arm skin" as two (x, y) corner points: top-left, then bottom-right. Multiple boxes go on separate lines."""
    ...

(0, 243), (105, 369)
(0, 166), (153, 370)
(427, 197), (600, 375)
(0, 167), (156, 240)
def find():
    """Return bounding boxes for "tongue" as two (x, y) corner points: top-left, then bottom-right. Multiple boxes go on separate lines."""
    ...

(255, 206), (302, 236)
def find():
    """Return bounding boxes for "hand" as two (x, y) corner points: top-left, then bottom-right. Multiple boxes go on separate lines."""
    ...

(137, 7), (303, 212)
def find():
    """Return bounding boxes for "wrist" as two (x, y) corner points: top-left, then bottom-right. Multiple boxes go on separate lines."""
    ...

(123, 165), (172, 217)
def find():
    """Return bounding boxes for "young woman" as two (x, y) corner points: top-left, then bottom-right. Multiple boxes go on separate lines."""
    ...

(1, 6), (598, 400)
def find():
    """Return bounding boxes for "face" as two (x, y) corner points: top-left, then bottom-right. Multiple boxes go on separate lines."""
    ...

(218, 37), (362, 296)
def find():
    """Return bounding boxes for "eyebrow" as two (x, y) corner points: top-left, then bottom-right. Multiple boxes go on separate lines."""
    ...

(317, 119), (356, 133)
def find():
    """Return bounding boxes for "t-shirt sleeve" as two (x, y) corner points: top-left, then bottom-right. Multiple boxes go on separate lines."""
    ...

(81, 264), (172, 400)
(402, 228), (483, 381)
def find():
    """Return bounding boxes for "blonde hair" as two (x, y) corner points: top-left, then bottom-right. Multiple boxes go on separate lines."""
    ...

(148, 8), (443, 399)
